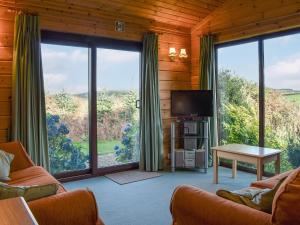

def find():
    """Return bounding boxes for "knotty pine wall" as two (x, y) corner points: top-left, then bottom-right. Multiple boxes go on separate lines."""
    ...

(191, 0), (300, 89)
(0, 5), (191, 167)
(0, 7), (13, 143)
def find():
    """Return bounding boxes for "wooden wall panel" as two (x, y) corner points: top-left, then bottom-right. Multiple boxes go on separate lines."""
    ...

(0, 7), (14, 143)
(191, 0), (300, 90)
(0, 4), (192, 167)
(158, 33), (191, 166)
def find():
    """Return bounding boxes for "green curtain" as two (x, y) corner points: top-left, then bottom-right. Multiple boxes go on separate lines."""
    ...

(139, 33), (163, 172)
(199, 35), (218, 166)
(12, 13), (49, 170)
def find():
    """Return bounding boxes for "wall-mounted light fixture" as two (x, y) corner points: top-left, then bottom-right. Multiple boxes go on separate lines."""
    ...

(179, 48), (188, 59)
(169, 47), (188, 61)
(169, 47), (177, 61)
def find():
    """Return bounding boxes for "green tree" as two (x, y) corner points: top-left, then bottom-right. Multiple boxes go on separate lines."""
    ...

(97, 91), (113, 122)
(218, 69), (300, 172)
(53, 91), (77, 114)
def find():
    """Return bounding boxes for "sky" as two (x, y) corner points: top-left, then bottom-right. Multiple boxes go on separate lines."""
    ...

(42, 32), (300, 94)
(218, 32), (300, 91)
(41, 44), (140, 94)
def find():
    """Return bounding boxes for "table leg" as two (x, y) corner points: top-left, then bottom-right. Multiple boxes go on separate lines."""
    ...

(257, 158), (263, 181)
(232, 160), (237, 178)
(275, 153), (281, 175)
(213, 150), (219, 184)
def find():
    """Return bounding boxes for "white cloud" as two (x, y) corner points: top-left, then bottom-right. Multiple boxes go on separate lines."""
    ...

(99, 50), (139, 63)
(279, 36), (293, 45)
(44, 73), (67, 86)
(65, 85), (88, 94)
(265, 53), (300, 90)
(42, 48), (88, 63)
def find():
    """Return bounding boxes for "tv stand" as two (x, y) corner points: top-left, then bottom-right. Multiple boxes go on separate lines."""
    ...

(170, 119), (208, 172)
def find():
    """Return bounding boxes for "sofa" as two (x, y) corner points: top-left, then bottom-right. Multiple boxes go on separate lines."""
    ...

(170, 168), (300, 225)
(0, 141), (105, 225)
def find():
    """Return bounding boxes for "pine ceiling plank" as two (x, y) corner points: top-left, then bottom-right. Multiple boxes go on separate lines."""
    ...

(13, 0), (189, 33)
(46, 0), (196, 27)
(115, 0), (209, 20)
(73, 0), (199, 26)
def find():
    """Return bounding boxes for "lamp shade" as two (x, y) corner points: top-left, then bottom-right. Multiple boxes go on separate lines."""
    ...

(179, 48), (188, 58)
(169, 47), (176, 56)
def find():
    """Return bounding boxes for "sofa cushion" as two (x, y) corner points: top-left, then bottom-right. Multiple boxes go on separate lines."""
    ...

(0, 149), (14, 181)
(0, 142), (34, 172)
(272, 167), (300, 225)
(0, 182), (58, 202)
(251, 170), (293, 189)
(217, 177), (285, 213)
(8, 166), (65, 193)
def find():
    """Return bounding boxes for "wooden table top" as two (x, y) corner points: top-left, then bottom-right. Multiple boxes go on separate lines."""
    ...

(212, 144), (281, 158)
(0, 197), (38, 225)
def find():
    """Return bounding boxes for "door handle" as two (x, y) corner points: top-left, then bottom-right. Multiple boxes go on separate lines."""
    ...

(136, 100), (140, 109)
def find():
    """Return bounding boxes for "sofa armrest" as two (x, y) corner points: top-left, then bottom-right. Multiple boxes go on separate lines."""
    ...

(0, 141), (34, 172)
(170, 185), (272, 225)
(28, 189), (105, 225)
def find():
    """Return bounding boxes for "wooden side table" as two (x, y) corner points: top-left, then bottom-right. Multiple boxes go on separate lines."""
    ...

(0, 197), (38, 225)
(212, 144), (281, 184)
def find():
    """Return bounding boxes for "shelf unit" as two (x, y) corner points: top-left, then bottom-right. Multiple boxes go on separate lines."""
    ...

(170, 120), (209, 172)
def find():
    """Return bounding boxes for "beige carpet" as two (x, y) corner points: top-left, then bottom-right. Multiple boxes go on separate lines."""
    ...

(105, 170), (161, 185)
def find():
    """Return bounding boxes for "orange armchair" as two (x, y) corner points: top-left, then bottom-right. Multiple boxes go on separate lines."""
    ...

(29, 189), (104, 225)
(0, 141), (105, 225)
(170, 185), (272, 225)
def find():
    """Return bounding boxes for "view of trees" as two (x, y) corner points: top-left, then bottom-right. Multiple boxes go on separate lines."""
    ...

(47, 114), (88, 174)
(219, 70), (300, 172)
(45, 90), (139, 173)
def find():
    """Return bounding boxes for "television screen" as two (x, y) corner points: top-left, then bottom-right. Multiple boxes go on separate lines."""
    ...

(171, 90), (213, 117)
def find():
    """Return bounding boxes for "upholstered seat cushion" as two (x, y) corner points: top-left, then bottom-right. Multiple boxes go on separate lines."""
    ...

(251, 170), (293, 189)
(272, 167), (300, 225)
(217, 176), (285, 214)
(0, 149), (14, 181)
(8, 166), (65, 193)
(0, 182), (58, 202)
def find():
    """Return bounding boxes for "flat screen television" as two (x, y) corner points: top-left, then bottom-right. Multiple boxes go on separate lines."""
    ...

(171, 90), (213, 117)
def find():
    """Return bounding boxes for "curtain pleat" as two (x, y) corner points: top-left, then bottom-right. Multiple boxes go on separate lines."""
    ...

(199, 35), (218, 166)
(12, 13), (49, 170)
(139, 33), (163, 171)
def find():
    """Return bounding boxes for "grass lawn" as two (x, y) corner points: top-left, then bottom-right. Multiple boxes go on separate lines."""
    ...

(284, 93), (300, 105)
(74, 140), (121, 156)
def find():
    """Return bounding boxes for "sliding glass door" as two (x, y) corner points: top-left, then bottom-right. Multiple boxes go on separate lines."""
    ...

(217, 42), (259, 147)
(42, 44), (90, 174)
(96, 48), (140, 168)
(264, 33), (300, 172)
(216, 30), (300, 173)
(41, 32), (142, 177)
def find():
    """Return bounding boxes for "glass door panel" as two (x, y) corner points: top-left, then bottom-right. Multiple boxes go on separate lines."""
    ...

(264, 33), (300, 172)
(217, 42), (259, 170)
(217, 42), (259, 146)
(96, 48), (140, 168)
(42, 44), (90, 174)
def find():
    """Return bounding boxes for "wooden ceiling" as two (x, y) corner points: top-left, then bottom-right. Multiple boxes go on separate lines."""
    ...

(1, 0), (226, 33)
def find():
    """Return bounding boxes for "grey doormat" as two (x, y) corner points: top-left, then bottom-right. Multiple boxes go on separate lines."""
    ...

(105, 170), (161, 185)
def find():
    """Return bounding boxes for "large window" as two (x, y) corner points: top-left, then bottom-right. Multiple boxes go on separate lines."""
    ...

(264, 33), (300, 172)
(218, 42), (259, 147)
(217, 30), (300, 173)
(96, 48), (140, 168)
(42, 44), (90, 174)
(41, 32), (141, 177)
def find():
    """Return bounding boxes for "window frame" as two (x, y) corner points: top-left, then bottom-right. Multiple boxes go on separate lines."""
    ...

(41, 30), (142, 180)
(215, 27), (300, 174)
